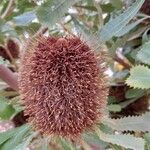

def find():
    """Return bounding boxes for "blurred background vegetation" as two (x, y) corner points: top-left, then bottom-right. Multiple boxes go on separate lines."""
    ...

(0, 0), (150, 149)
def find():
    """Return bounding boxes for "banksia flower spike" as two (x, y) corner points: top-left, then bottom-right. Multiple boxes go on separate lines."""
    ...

(140, 0), (150, 16)
(0, 38), (19, 61)
(19, 35), (108, 139)
(6, 38), (20, 59)
(0, 46), (8, 60)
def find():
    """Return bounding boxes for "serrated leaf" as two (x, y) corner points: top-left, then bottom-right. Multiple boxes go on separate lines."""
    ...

(72, 16), (91, 38)
(36, 0), (79, 27)
(72, 17), (98, 47)
(13, 132), (37, 150)
(126, 65), (150, 89)
(103, 112), (150, 132)
(115, 17), (147, 37)
(72, 16), (104, 52)
(99, 0), (144, 42)
(0, 128), (17, 145)
(1, 124), (31, 150)
(96, 129), (145, 150)
(137, 41), (150, 65)
(0, 125), (30, 146)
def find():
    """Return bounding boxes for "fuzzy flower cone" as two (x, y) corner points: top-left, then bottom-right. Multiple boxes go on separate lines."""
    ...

(19, 36), (108, 139)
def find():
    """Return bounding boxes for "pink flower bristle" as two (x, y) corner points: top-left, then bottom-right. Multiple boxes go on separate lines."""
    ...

(19, 36), (108, 139)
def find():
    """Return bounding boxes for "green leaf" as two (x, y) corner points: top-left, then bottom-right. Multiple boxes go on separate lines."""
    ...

(126, 65), (150, 89)
(72, 16), (103, 52)
(137, 41), (150, 65)
(0, 57), (5, 65)
(0, 125), (30, 146)
(125, 88), (145, 99)
(40, 138), (49, 150)
(107, 104), (121, 112)
(72, 16), (91, 38)
(72, 16), (96, 45)
(0, 128), (17, 145)
(119, 98), (140, 108)
(99, 0), (145, 42)
(142, 28), (150, 44)
(13, 11), (37, 26)
(83, 133), (108, 150)
(0, 97), (15, 120)
(144, 133), (150, 150)
(36, 0), (80, 27)
(115, 17), (147, 37)
(13, 132), (37, 150)
(100, 123), (113, 134)
(59, 137), (76, 150)
(103, 112), (150, 132)
(110, 0), (123, 10)
(1, 124), (31, 150)
(110, 35), (128, 56)
(96, 129), (145, 150)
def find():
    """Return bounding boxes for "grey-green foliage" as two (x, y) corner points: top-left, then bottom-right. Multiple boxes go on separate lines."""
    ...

(13, 11), (36, 26)
(125, 88), (145, 99)
(36, 0), (80, 27)
(99, 0), (145, 42)
(13, 132), (37, 150)
(126, 65), (150, 89)
(137, 41), (150, 65)
(0, 125), (30, 148)
(96, 129), (145, 150)
(144, 133), (150, 150)
(1, 124), (31, 150)
(0, 57), (5, 65)
(0, 0), (150, 150)
(103, 112), (150, 132)
(0, 97), (15, 120)
(115, 17), (148, 37)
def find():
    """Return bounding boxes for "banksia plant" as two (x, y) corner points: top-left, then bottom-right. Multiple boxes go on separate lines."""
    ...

(0, 45), (9, 60)
(0, 38), (19, 62)
(19, 36), (108, 139)
(140, 0), (150, 15)
(6, 38), (20, 59)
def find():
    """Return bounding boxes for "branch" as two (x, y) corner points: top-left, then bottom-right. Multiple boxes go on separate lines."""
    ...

(33, 27), (48, 38)
(0, 65), (18, 91)
(93, 0), (103, 29)
(1, 0), (14, 19)
(114, 56), (131, 69)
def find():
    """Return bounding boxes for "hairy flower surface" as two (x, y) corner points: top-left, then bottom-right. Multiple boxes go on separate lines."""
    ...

(0, 39), (19, 61)
(6, 38), (19, 59)
(19, 36), (108, 138)
(0, 46), (8, 60)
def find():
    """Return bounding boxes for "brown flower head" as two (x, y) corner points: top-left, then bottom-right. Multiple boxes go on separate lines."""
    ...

(6, 38), (20, 59)
(0, 38), (19, 61)
(0, 46), (8, 60)
(140, 0), (150, 15)
(19, 36), (108, 138)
